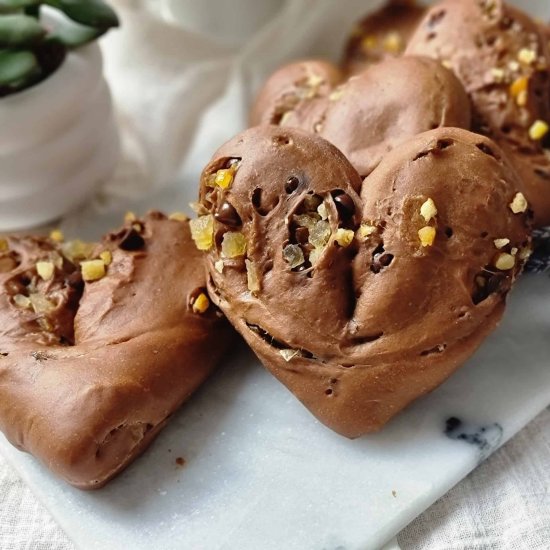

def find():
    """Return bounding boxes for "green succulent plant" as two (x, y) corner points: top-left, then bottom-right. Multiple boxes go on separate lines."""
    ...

(0, 0), (118, 96)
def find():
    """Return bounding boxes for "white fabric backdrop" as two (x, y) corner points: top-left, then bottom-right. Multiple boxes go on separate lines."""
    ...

(1, 0), (549, 547)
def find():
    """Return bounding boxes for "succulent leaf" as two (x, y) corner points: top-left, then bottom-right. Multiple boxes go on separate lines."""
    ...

(48, 16), (103, 47)
(0, 14), (46, 46)
(0, 0), (40, 13)
(45, 0), (119, 29)
(0, 48), (37, 84)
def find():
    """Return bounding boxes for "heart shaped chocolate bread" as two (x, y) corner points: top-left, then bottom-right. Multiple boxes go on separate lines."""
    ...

(0, 212), (233, 488)
(194, 126), (530, 438)
(342, 0), (426, 76)
(406, 0), (550, 226)
(251, 55), (471, 177)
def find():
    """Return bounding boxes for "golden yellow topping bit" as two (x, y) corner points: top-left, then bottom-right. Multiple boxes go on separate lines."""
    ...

(495, 252), (515, 270)
(124, 211), (136, 223)
(221, 231), (247, 258)
(508, 60), (520, 72)
(214, 169), (234, 189)
(245, 259), (261, 293)
(192, 292), (210, 314)
(189, 201), (206, 215)
(361, 34), (377, 51)
(511, 247), (518, 256)
(518, 48), (537, 65)
(309, 247), (324, 266)
(383, 32), (403, 53)
(0, 238), (8, 252)
(516, 90), (528, 107)
(357, 223), (377, 241)
(491, 67), (505, 83)
(283, 244), (305, 269)
(420, 198), (438, 222)
(169, 212), (189, 222)
(441, 60), (453, 70)
(37, 318), (53, 332)
(214, 259), (224, 274)
(60, 240), (95, 263)
(518, 247), (532, 260)
(528, 120), (549, 140)
(36, 261), (54, 281)
(509, 192), (528, 214)
(49, 229), (64, 243)
(333, 228), (354, 247)
(190, 215), (214, 251)
(29, 293), (54, 314)
(493, 238), (510, 249)
(509, 76), (528, 98)
(279, 349), (300, 362)
(13, 294), (31, 309)
(418, 226), (436, 247)
(308, 220), (331, 249)
(99, 250), (112, 266)
(317, 202), (329, 220)
(81, 259), (106, 282)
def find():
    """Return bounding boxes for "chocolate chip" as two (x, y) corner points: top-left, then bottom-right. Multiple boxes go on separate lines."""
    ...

(118, 228), (145, 251)
(285, 176), (300, 194)
(215, 201), (241, 227)
(333, 193), (355, 218)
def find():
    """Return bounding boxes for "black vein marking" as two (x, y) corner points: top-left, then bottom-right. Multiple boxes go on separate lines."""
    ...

(444, 416), (503, 462)
(525, 227), (550, 274)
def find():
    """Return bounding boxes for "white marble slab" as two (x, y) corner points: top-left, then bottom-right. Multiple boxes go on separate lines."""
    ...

(1, 242), (548, 549)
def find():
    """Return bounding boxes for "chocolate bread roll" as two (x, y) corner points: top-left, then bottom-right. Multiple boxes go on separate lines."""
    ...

(252, 55), (471, 177)
(342, 0), (426, 75)
(0, 212), (233, 489)
(193, 126), (531, 438)
(407, 0), (550, 226)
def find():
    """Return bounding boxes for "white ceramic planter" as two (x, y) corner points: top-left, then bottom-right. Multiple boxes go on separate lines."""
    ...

(0, 42), (119, 231)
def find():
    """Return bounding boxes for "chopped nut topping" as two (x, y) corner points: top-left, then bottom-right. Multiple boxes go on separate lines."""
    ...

(13, 294), (31, 309)
(189, 201), (207, 215)
(357, 223), (377, 241)
(29, 293), (54, 314)
(508, 60), (520, 72)
(283, 244), (305, 269)
(518, 247), (532, 260)
(420, 198), (438, 222)
(333, 228), (354, 247)
(308, 220), (331, 249)
(192, 292), (210, 314)
(294, 213), (320, 230)
(169, 212), (189, 222)
(245, 259), (261, 293)
(518, 48), (537, 65)
(329, 87), (345, 101)
(511, 247), (518, 256)
(418, 226), (436, 247)
(495, 252), (515, 270)
(124, 211), (136, 223)
(383, 32), (403, 53)
(441, 60), (453, 70)
(509, 192), (528, 214)
(317, 202), (329, 220)
(528, 120), (549, 140)
(279, 349), (300, 362)
(0, 238), (8, 252)
(510, 76), (528, 98)
(49, 229), (64, 243)
(81, 260), (106, 282)
(37, 318), (53, 332)
(190, 215), (214, 251)
(214, 259), (224, 274)
(491, 67), (505, 83)
(493, 238), (510, 249)
(99, 250), (112, 266)
(221, 231), (247, 258)
(36, 261), (54, 281)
